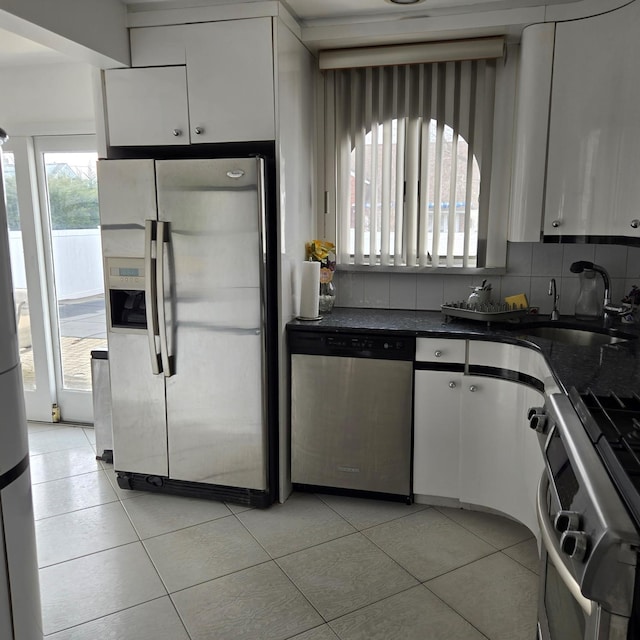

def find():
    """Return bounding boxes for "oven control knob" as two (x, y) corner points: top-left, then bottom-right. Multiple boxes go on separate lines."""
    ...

(528, 412), (548, 434)
(527, 406), (544, 420)
(560, 530), (589, 562)
(554, 510), (581, 533)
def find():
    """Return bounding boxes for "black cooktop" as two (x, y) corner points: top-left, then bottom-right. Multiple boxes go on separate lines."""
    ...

(571, 389), (640, 527)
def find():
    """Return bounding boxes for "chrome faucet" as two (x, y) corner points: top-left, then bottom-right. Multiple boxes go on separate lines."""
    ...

(548, 278), (560, 320)
(569, 260), (612, 320)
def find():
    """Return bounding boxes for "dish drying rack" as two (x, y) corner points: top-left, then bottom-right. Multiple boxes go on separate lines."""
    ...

(441, 301), (530, 326)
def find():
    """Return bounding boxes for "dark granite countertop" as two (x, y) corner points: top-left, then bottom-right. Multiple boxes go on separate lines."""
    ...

(287, 308), (640, 397)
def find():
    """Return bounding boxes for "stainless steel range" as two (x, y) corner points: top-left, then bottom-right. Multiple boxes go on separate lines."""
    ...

(530, 391), (640, 640)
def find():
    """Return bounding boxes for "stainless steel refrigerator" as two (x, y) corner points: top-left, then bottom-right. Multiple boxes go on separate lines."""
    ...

(97, 156), (277, 507)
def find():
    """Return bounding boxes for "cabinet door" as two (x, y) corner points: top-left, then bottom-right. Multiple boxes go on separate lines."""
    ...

(184, 18), (275, 143)
(545, 1), (640, 239)
(459, 376), (542, 534)
(104, 67), (190, 147)
(413, 370), (462, 500)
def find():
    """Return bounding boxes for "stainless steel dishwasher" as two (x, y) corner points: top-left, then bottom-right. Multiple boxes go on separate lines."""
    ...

(290, 331), (414, 502)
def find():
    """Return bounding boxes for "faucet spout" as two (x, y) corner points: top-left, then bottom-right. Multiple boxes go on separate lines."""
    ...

(548, 278), (560, 320)
(570, 260), (612, 319)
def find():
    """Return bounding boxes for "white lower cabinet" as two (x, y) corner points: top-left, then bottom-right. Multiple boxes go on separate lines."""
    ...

(414, 369), (544, 535)
(459, 376), (543, 534)
(413, 370), (462, 500)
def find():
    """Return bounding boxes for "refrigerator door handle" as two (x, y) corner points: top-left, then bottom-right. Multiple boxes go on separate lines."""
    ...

(144, 219), (162, 375)
(156, 220), (174, 377)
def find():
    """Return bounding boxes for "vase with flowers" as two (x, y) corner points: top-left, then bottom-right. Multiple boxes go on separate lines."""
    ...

(305, 239), (336, 313)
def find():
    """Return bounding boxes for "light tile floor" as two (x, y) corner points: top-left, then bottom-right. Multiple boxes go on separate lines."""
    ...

(29, 422), (540, 640)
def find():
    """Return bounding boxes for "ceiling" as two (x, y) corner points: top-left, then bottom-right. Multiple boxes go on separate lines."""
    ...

(124, 0), (582, 22)
(0, 0), (582, 67)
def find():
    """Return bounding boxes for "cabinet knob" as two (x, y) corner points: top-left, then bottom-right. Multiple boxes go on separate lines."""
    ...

(469, 385), (477, 392)
(172, 129), (182, 137)
(434, 350), (442, 358)
(194, 127), (204, 135)
(551, 220), (561, 228)
(631, 219), (640, 229)
(448, 381), (456, 389)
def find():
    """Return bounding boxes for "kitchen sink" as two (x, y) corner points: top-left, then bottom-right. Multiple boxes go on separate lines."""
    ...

(515, 325), (637, 347)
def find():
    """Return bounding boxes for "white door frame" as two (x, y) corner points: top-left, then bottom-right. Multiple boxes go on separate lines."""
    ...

(34, 134), (99, 424)
(4, 137), (56, 422)
(4, 134), (100, 424)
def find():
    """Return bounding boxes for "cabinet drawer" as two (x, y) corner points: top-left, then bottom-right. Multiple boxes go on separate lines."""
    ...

(415, 338), (465, 364)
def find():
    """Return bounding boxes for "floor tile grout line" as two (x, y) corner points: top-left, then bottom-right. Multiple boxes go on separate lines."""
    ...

(38, 538), (147, 572)
(356, 527), (434, 584)
(31, 466), (111, 487)
(320, 583), (425, 628)
(283, 622), (337, 640)
(229, 505), (342, 625)
(314, 492), (431, 532)
(499, 547), (540, 577)
(420, 549), (503, 586)
(421, 582), (492, 640)
(40, 594), (172, 639)
(166, 592), (195, 640)
(163, 557), (274, 597)
(273, 531), (423, 624)
(433, 505), (535, 551)
(117, 500), (235, 543)
(34, 498), (122, 523)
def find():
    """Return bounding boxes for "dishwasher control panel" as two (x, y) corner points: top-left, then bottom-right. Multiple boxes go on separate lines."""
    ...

(289, 331), (415, 360)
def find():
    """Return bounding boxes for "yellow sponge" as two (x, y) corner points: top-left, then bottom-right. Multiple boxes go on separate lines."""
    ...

(504, 293), (529, 309)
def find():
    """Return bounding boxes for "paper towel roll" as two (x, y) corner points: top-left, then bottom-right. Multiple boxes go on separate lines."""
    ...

(299, 261), (320, 319)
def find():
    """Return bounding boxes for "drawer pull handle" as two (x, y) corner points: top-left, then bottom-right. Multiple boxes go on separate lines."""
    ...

(448, 381), (456, 389)
(469, 385), (478, 392)
(631, 219), (640, 229)
(434, 350), (442, 358)
(172, 129), (182, 137)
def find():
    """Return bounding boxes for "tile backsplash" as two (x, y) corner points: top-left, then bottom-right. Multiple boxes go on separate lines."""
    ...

(333, 243), (640, 316)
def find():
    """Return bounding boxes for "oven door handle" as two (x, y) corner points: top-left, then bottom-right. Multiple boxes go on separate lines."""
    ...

(536, 472), (594, 616)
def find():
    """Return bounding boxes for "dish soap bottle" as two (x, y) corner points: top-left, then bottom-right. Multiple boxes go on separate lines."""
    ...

(575, 269), (600, 319)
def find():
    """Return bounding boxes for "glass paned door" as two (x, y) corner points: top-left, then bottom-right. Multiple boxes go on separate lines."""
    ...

(2, 151), (36, 391)
(43, 150), (106, 391)
(35, 136), (106, 422)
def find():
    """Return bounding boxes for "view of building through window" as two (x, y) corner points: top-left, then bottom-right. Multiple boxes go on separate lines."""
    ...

(4, 149), (106, 395)
(348, 118), (480, 265)
(43, 151), (106, 392)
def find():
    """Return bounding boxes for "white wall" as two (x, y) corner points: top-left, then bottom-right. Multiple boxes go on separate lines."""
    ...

(275, 19), (318, 501)
(0, 61), (95, 136)
(0, 0), (128, 67)
(9, 229), (103, 299)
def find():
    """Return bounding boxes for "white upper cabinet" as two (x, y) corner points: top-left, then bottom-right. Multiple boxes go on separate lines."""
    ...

(103, 18), (275, 146)
(508, 23), (555, 242)
(184, 20), (275, 144)
(544, 1), (640, 239)
(104, 67), (190, 146)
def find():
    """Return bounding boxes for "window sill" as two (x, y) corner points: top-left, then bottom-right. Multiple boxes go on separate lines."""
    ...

(336, 264), (507, 276)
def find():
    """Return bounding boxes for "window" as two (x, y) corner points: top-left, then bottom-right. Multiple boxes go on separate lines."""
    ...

(323, 39), (508, 269)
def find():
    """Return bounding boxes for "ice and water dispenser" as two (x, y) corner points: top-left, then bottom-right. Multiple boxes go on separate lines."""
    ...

(105, 257), (148, 331)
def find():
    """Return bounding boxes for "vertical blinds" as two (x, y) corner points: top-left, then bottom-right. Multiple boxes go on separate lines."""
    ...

(327, 49), (498, 268)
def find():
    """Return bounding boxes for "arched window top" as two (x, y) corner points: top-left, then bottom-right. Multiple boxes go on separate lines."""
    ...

(330, 60), (495, 267)
(345, 114), (481, 267)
